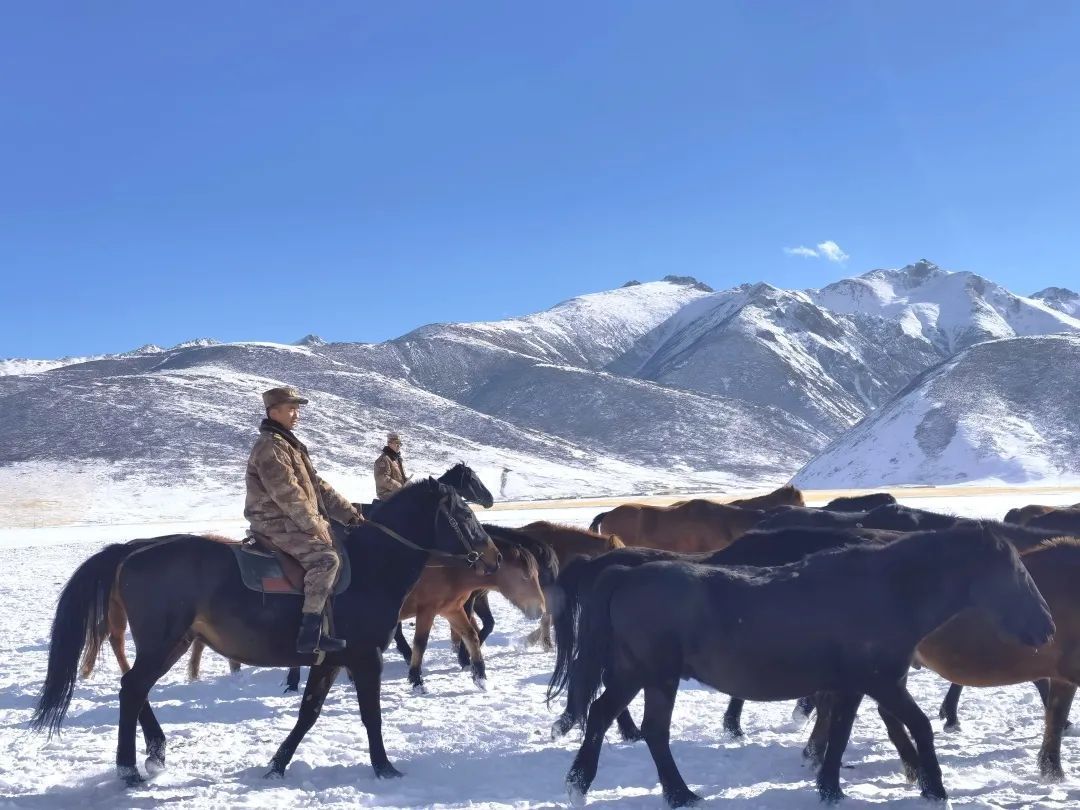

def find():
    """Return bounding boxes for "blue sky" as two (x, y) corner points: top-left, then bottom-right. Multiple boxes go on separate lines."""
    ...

(3, 1), (1079, 358)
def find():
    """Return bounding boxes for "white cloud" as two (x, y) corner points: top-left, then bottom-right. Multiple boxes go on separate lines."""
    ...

(783, 241), (849, 263)
(816, 240), (849, 263)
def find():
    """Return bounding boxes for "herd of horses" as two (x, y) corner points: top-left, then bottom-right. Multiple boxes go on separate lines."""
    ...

(28, 465), (1080, 805)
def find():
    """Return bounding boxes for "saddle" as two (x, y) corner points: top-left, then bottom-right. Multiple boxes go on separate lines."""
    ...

(227, 528), (352, 597)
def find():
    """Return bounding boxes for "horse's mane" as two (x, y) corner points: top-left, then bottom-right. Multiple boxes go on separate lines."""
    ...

(1020, 535), (1080, 558)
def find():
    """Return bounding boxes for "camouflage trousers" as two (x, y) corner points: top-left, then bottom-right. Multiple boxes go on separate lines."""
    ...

(267, 531), (340, 615)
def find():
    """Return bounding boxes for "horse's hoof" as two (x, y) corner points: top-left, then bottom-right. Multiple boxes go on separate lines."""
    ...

(722, 724), (744, 740)
(472, 674), (488, 691)
(941, 720), (960, 733)
(919, 788), (949, 802)
(665, 789), (703, 807)
(117, 766), (144, 787)
(264, 766), (285, 780)
(566, 777), (588, 807)
(619, 729), (644, 743)
(411, 682), (428, 696)
(145, 756), (165, 776)
(817, 785), (844, 804)
(374, 763), (404, 779)
(552, 716), (573, 740)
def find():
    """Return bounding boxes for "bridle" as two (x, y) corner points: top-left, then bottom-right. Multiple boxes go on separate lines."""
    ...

(364, 493), (494, 572)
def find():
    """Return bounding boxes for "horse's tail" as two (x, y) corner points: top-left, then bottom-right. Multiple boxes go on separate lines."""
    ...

(561, 564), (629, 728)
(31, 542), (135, 736)
(589, 511), (609, 533)
(547, 556), (593, 705)
(77, 612), (110, 679)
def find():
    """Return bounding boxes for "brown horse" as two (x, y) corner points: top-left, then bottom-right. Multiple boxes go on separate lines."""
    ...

(1028, 507), (1080, 534)
(1004, 504), (1060, 525)
(589, 499), (764, 552)
(395, 536), (544, 692)
(465, 521), (623, 652)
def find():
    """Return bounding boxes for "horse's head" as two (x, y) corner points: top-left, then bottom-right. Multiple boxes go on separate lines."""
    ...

(492, 539), (545, 621)
(439, 463), (495, 509)
(967, 524), (1055, 648)
(430, 480), (501, 574)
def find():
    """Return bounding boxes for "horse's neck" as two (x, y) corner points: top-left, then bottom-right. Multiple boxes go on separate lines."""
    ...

(348, 512), (432, 600)
(882, 536), (976, 639)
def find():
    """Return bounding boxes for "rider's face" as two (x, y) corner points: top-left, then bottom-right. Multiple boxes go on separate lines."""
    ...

(269, 403), (301, 429)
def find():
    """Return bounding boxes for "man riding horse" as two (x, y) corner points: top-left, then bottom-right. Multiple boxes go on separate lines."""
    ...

(245, 386), (364, 654)
(374, 431), (409, 501)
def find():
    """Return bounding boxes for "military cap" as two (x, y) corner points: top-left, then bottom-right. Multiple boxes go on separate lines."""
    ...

(262, 386), (309, 408)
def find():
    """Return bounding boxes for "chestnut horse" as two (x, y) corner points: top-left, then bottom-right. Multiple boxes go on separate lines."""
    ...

(453, 521), (624, 662)
(589, 499), (764, 552)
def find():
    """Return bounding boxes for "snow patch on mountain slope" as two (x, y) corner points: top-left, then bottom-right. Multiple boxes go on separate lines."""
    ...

(794, 334), (1080, 488)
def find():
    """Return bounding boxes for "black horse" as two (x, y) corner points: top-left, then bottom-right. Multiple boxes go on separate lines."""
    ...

(548, 527), (888, 742)
(556, 524), (1054, 806)
(760, 502), (959, 532)
(31, 478), (501, 785)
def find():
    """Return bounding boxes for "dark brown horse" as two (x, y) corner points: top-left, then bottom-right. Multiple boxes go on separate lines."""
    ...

(556, 525), (1054, 806)
(824, 492), (897, 512)
(1028, 507), (1080, 534)
(588, 499), (764, 552)
(31, 479), (502, 785)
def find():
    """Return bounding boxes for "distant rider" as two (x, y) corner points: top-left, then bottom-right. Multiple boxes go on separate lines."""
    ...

(244, 387), (363, 654)
(374, 431), (409, 501)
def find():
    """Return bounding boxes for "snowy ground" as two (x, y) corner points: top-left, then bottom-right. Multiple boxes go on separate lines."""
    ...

(3, 490), (1080, 808)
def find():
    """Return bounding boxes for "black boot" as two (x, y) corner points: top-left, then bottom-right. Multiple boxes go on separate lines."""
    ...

(296, 612), (346, 654)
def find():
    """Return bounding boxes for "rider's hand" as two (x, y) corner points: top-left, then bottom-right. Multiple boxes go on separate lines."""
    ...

(315, 524), (334, 544)
(351, 510), (366, 525)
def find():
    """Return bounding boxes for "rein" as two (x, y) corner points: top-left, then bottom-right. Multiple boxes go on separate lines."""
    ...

(363, 496), (484, 569)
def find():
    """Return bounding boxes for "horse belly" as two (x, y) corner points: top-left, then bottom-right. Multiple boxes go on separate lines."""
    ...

(686, 640), (834, 701)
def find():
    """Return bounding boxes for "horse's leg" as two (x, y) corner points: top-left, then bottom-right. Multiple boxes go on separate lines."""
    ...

(815, 691), (862, 804)
(938, 682), (963, 731)
(539, 610), (554, 650)
(187, 638), (204, 681)
(1035, 679), (1072, 731)
(286, 667), (301, 693)
(109, 589), (131, 673)
(869, 682), (946, 800)
(229, 660), (241, 674)
(803, 691), (834, 766)
(641, 679), (700, 807)
(457, 593), (478, 668)
(793, 695), (816, 720)
(350, 646), (402, 779)
(447, 607), (486, 688)
(877, 704), (920, 782)
(474, 592), (495, 644)
(408, 609), (435, 694)
(138, 636), (192, 773)
(266, 662), (341, 777)
(1038, 680), (1076, 780)
(116, 637), (189, 784)
(566, 676), (639, 804)
(722, 697), (745, 739)
(394, 623), (412, 663)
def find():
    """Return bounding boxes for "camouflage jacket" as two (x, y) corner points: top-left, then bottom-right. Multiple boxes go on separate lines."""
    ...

(244, 420), (360, 537)
(374, 448), (407, 501)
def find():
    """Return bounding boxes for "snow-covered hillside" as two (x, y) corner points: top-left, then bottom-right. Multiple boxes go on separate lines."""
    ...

(4, 261), (1078, 510)
(794, 334), (1080, 488)
(1034, 286), (1080, 318)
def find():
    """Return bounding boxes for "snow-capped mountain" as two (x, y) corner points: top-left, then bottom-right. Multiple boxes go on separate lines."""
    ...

(607, 261), (1080, 434)
(1032, 286), (1080, 318)
(793, 334), (1080, 488)
(3, 261), (1077, 521)
(809, 260), (1080, 353)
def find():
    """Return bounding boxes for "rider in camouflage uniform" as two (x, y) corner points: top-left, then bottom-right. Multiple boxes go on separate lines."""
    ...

(245, 387), (364, 653)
